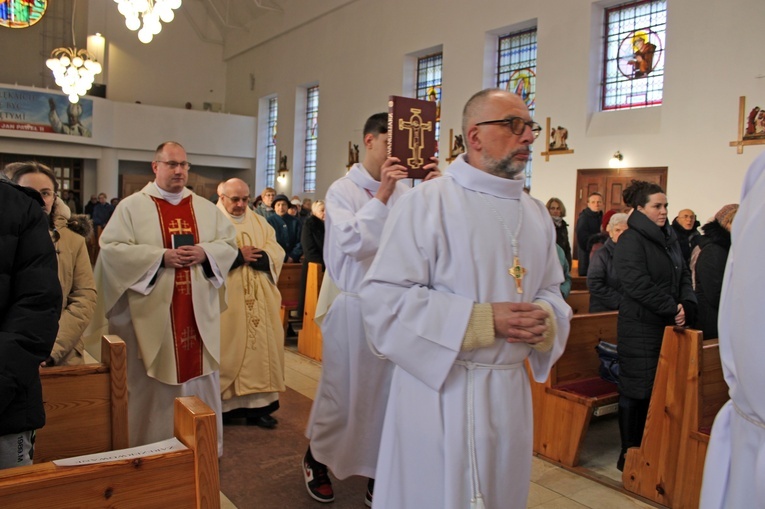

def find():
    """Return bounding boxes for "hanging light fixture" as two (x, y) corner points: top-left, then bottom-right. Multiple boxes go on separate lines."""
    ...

(45, 0), (102, 104)
(115, 0), (182, 44)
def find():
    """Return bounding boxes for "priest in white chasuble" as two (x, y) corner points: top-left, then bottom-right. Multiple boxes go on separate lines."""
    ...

(216, 178), (286, 429)
(91, 142), (237, 456)
(360, 90), (572, 509)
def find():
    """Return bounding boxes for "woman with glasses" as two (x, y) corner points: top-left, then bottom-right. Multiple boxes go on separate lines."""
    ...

(5, 162), (97, 367)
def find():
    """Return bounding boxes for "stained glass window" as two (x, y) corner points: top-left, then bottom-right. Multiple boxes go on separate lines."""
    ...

(416, 53), (442, 142)
(0, 0), (47, 28)
(602, 0), (666, 111)
(497, 27), (537, 188)
(265, 97), (278, 189)
(303, 85), (319, 193)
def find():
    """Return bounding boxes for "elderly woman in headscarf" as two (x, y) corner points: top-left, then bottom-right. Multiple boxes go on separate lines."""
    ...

(587, 213), (629, 312)
(5, 162), (96, 366)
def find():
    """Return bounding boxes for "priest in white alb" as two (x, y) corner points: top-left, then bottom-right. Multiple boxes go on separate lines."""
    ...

(700, 152), (765, 509)
(91, 142), (238, 456)
(360, 89), (572, 509)
(216, 178), (286, 429)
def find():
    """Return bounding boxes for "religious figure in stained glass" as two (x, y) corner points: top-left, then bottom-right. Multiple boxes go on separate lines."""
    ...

(617, 30), (663, 80)
(507, 69), (536, 109)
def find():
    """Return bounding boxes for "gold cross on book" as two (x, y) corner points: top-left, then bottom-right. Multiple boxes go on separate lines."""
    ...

(508, 256), (527, 294)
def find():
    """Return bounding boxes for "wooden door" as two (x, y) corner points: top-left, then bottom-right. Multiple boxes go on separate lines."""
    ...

(573, 167), (667, 257)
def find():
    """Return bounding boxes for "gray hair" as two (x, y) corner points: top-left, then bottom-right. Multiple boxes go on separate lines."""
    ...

(607, 213), (629, 231)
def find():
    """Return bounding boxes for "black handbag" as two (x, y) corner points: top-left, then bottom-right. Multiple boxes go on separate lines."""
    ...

(595, 340), (619, 384)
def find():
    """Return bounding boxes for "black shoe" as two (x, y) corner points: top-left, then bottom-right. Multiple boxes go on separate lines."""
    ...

(303, 449), (334, 503)
(365, 478), (374, 507)
(246, 414), (278, 429)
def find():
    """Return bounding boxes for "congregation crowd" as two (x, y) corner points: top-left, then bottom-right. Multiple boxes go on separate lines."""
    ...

(1, 87), (763, 509)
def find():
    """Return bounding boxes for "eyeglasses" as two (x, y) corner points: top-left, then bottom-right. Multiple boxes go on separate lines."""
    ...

(475, 117), (542, 138)
(155, 160), (192, 170)
(221, 194), (250, 204)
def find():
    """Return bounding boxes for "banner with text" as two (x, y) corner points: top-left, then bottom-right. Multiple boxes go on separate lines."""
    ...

(0, 88), (94, 137)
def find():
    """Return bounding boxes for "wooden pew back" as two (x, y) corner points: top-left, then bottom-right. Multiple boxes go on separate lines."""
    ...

(0, 396), (219, 509)
(277, 262), (302, 306)
(531, 311), (619, 466)
(622, 327), (728, 508)
(565, 290), (590, 315)
(35, 335), (128, 463)
(571, 276), (587, 292)
(298, 262), (324, 361)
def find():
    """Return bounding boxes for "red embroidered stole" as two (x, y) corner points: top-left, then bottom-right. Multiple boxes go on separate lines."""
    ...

(152, 196), (203, 383)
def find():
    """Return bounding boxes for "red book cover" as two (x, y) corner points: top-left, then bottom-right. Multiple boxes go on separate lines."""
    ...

(387, 96), (437, 179)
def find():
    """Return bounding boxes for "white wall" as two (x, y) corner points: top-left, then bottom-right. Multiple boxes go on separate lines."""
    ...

(224, 0), (765, 224)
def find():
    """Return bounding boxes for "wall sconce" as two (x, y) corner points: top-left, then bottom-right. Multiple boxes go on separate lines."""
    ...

(609, 151), (624, 168)
(277, 151), (289, 183)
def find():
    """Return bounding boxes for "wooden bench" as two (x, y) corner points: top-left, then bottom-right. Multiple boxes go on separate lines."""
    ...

(0, 396), (220, 509)
(622, 327), (728, 508)
(36, 335), (129, 463)
(530, 311), (619, 466)
(565, 290), (590, 315)
(277, 262), (303, 335)
(571, 275), (587, 292)
(298, 262), (324, 361)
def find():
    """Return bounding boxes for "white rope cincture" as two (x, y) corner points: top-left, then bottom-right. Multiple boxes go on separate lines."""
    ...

(455, 359), (523, 509)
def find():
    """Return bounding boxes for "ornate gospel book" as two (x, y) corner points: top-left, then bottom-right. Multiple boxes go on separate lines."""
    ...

(387, 95), (437, 179)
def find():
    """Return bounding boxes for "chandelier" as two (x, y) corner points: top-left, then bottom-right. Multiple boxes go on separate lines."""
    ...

(115, 0), (182, 44)
(45, 1), (102, 104)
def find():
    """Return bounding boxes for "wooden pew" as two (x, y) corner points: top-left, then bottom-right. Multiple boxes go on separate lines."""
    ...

(531, 311), (619, 466)
(298, 262), (324, 361)
(0, 396), (220, 509)
(571, 275), (587, 292)
(622, 327), (728, 508)
(277, 262), (302, 335)
(36, 335), (129, 463)
(565, 290), (590, 315)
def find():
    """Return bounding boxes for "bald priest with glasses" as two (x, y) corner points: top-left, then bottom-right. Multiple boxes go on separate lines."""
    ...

(90, 141), (238, 456)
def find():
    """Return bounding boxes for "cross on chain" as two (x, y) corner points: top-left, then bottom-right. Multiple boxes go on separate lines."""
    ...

(180, 327), (198, 351)
(399, 108), (432, 169)
(508, 256), (527, 294)
(169, 218), (193, 236)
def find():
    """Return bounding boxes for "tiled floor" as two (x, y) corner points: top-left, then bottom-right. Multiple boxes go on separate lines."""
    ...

(282, 348), (658, 509)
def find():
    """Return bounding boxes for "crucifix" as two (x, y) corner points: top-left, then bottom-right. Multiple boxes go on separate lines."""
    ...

(729, 96), (765, 154)
(398, 108), (432, 169)
(508, 256), (527, 294)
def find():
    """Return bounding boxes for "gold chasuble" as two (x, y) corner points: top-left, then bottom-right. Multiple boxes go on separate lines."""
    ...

(216, 203), (286, 400)
(152, 196), (203, 383)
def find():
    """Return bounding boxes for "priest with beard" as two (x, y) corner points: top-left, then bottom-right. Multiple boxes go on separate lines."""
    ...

(360, 89), (572, 509)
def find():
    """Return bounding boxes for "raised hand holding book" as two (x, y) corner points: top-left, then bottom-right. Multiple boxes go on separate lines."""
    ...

(387, 95), (437, 179)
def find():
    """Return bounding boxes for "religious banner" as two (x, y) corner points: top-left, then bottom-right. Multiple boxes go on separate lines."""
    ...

(0, 87), (94, 137)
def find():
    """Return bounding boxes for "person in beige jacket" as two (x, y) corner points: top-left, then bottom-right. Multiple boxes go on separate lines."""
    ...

(5, 162), (97, 366)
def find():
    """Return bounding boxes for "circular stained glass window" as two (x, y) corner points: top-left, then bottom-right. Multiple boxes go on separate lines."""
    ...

(0, 0), (48, 29)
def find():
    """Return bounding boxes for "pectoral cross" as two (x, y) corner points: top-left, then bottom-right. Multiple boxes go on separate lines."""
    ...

(169, 218), (193, 235)
(399, 108), (432, 169)
(508, 256), (527, 294)
(175, 270), (192, 295)
(180, 327), (198, 351)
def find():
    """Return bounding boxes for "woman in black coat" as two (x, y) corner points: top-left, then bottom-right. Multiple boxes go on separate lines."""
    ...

(298, 200), (326, 318)
(612, 180), (697, 471)
(546, 197), (572, 267)
(693, 204), (738, 339)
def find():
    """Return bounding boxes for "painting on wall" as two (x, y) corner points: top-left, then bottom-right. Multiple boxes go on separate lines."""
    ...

(744, 105), (765, 140)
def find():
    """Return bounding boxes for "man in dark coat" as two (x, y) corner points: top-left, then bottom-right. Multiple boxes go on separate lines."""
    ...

(575, 192), (603, 276)
(0, 177), (62, 469)
(267, 194), (303, 263)
(671, 208), (700, 267)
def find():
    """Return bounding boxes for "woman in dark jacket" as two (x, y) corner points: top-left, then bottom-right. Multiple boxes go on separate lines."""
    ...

(546, 197), (572, 267)
(298, 200), (326, 318)
(612, 180), (697, 471)
(587, 213), (628, 312)
(693, 204), (738, 339)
